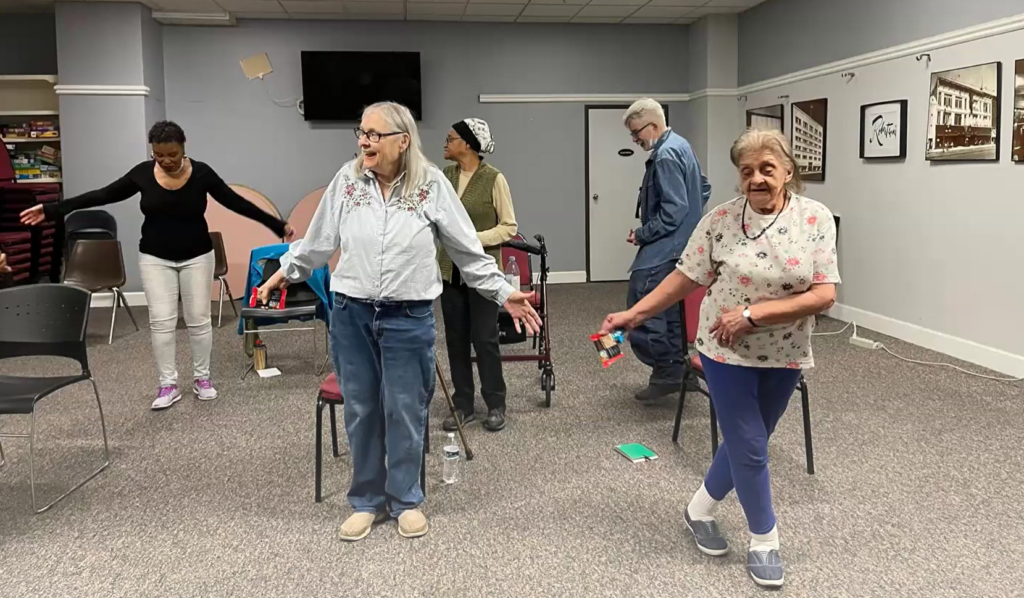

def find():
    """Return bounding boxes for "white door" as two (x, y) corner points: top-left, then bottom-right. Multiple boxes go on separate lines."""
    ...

(587, 107), (651, 281)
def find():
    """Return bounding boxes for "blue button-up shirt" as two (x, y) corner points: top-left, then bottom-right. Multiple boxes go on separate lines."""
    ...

(631, 129), (711, 273)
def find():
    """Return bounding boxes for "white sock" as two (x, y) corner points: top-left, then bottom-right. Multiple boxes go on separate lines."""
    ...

(686, 484), (721, 522)
(749, 524), (780, 552)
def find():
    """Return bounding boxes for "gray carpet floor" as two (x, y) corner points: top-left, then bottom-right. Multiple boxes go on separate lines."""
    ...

(1, 282), (1022, 598)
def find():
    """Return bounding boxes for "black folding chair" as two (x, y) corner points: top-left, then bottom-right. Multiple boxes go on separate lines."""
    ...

(0, 284), (111, 513)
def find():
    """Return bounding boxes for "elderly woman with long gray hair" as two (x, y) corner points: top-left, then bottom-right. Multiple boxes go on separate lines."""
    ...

(258, 102), (540, 541)
(601, 128), (840, 588)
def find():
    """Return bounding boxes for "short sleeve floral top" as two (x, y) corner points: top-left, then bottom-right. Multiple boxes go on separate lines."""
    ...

(677, 194), (840, 369)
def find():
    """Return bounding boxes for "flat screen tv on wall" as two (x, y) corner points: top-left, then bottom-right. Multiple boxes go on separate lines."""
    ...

(300, 51), (422, 122)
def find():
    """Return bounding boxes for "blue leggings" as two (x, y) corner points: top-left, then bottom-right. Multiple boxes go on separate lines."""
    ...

(700, 354), (802, 535)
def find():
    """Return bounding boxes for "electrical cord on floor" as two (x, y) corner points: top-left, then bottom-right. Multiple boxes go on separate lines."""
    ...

(815, 320), (1023, 383)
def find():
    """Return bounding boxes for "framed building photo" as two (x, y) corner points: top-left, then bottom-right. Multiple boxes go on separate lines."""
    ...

(860, 100), (908, 159)
(926, 61), (1001, 161)
(746, 104), (784, 133)
(1013, 58), (1023, 162)
(791, 98), (827, 181)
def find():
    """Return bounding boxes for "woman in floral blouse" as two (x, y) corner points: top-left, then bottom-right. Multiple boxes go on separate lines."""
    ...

(601, 128), (840, 589)
(258, 102), (540, 542)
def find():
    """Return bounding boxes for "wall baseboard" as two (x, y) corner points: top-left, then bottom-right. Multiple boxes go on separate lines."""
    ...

(827, 303), (1024, 378)
(88, 272), (590, 308)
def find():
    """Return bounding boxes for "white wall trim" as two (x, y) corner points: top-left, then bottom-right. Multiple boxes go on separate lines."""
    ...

(54, 85), (151, 96)
(736, 11), (1024, 94)
(479, 93), (691, 104)
(827, 303), (1024, 378)
(687, 88), (739, 100)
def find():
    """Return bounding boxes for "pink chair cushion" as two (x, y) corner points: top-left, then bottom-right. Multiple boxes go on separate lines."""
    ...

(319, 372), (343, 402)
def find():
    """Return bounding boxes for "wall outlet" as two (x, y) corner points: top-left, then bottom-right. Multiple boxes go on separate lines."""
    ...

(849, 335), (881, 350)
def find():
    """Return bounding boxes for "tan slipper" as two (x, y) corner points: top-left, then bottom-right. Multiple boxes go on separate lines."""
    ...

(338, 511), (387, 542)
(397, 509), (429, 538)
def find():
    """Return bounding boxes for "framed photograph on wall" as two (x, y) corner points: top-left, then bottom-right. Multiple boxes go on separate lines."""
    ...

(860, 100), (908, 159)
(746, 104), (784, 133)
(791, 98), (828, 182)
(1013, 59), (1023, 162)
(925, 61), (1001, 161)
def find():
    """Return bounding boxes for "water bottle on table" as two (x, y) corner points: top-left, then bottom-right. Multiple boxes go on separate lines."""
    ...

(442, 432), (460, 484)
(504, 256), (521, 291)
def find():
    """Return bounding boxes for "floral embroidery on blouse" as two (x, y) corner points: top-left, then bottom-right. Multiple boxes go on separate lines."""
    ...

(391, 180), (437, 214)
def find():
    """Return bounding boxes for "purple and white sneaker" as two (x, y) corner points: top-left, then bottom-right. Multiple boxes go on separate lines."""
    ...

(193, 378), (219, 401)
(151, 385), (182, 410)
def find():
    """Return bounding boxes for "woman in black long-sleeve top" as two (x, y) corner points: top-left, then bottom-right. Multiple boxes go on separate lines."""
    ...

(21, 121), (294, 410)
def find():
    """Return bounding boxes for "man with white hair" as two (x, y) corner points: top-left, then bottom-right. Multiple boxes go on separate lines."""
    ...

(622, 98), (711, 402)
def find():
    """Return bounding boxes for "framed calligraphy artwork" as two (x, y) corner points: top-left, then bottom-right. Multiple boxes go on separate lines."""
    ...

(860, 100), (908, 160)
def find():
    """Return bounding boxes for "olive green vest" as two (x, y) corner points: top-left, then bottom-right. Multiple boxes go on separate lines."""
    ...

(438, 162), (502, 283)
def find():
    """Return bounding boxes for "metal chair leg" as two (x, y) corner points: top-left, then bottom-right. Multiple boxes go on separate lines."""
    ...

(223, 279), (239, 317)
(318, 325), (330, 376)
(217, 278), (225, 328)
(31, 379), (111, 514)
(107, 290), (117, 345)
(0, 438), (5, 468)
(709, 401), (719, 458)
(801, 378), (815, 475)
(115, 288), (140, 332)
(672, 380), (686, 444)
(315, 396), (324, 503)
(329, 403), (339, 458)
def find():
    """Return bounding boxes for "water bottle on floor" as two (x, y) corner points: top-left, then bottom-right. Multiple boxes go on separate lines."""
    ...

(505, 256), (520, 291)
(442, 432), (460, 484)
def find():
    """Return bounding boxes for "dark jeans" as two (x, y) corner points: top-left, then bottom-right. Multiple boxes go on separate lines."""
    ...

(440, 267), (506, 414)
(626, 260), (683, 386)
(700, 355), (802, 534)
(330, 294), (435, 517)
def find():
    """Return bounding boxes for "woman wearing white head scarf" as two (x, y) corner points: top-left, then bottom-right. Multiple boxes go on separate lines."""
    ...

(439, 118), (518, 433)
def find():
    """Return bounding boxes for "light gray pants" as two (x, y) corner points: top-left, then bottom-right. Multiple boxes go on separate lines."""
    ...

(138, 251), (215, 387)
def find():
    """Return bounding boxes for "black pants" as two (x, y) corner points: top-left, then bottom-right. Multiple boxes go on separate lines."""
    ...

(440, 268), (506, 414)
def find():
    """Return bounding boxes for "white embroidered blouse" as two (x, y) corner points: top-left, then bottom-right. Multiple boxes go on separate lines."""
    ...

(279, 161), (515, 305)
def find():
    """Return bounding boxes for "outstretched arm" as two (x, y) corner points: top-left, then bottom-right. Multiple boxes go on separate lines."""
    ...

(207, 170), (289, 238)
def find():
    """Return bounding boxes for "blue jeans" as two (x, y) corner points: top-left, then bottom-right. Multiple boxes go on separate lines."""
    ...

(330, 294), (436, 517)
(627, 260), (683, 386)
(700, 355), (802, 534)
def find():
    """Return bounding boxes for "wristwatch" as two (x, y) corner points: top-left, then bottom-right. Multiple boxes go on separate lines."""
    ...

(742, 307), (758, 328)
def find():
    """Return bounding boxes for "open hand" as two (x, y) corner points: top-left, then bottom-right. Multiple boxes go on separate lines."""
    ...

(19, 205), (45, 226)
(504, 290), (542, 335)
(599, 310), (641, 334)
(257, 269), (289, 305)
(710, 306), (754, 347)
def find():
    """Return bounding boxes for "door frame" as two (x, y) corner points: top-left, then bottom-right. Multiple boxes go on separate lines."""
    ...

(584, 103), (670, 282)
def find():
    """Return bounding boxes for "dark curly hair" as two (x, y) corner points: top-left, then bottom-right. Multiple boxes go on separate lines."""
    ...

(148, 120), (186, 145)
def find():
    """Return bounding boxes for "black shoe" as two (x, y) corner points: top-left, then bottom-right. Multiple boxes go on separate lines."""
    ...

(483, 408), (506, 432)
(442, 410), (475, 432)
(634, 383), (681, 402)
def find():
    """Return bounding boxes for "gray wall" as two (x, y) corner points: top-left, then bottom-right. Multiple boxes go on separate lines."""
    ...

(0, 14), (57, 75)
(54, 1), (145, 86)
(738, 0), (1024, 85)
(163, 19), (689, 273)
(142, 8), (166, 128)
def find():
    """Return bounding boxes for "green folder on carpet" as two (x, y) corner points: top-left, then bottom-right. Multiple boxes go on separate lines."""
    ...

(615, 443), (658, 463)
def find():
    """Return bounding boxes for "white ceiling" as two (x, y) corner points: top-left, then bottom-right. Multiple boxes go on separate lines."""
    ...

(0, 0), (767, 25)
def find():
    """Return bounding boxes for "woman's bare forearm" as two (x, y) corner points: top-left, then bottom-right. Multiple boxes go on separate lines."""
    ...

(631, 269), (701, 323)
(747, 284), (836, 326)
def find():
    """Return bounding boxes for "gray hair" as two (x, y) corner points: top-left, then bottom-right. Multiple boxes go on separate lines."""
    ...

(353, 101), (432, 198)
(622, 98), (666, 127)
(729, 127), (806, 194)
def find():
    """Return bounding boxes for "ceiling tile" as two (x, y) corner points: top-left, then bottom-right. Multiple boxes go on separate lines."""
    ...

(527, 0), (588, 6)
(584, 0), (648, 6)
(571, 16), (625, 23)
(345, 1), (404, 13)
(704, 0), (759, 6)
(462, 14), (516, 21)
(235, 11), (291, 17)
(464, 3), (523, 15)
(674, 16), (696, 23)
(517, 15), (571, 22)
(408, 13), (459, 19)
(622, 16), (678, 23)
(520, 3), (578, 16)
(575, 4), (635, 17)
(466, 0), (526, 3)
(631, 5), (691, 17)
(686, 5), (744, 15)
(288, 12), (347, 18)
(215, 0), (284, 12)
(407, 2), (464, 14)
(282, 1), (344, 13)
(340, 12), (404, 18)
(643, 0), (707, 6)
(154, 0), (223, 11)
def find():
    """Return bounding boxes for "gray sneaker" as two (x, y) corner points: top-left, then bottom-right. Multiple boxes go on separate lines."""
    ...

(684, 509), (729, 556)
(748, 549), (785, 588)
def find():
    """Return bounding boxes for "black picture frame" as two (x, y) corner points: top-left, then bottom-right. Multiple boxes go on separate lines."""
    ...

(746, 104), (785, 133)
(859, 100), (908, 160)
(925, 61), (1002, 162)
(1013, 58), (1023, 162)
(791, 98), (828, 182)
